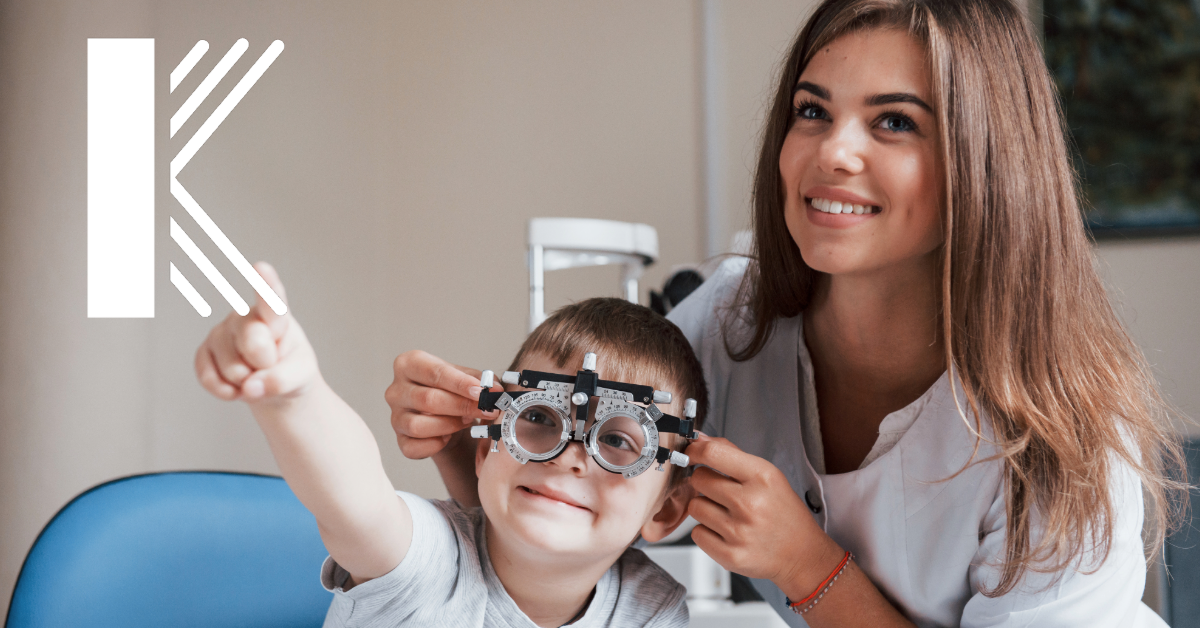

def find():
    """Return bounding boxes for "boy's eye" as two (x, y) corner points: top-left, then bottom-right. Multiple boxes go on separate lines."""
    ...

(525, 413), (556, 427)
(520, 409), (557, 428)
(598, 432), (635, 451)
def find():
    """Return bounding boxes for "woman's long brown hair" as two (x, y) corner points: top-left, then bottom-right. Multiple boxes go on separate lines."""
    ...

(729, 0), (1188, 595)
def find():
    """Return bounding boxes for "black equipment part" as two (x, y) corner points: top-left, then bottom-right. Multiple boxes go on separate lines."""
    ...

(516, 369), (656, 405)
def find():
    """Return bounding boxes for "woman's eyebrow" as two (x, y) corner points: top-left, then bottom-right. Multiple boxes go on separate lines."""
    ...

(793, 81), (830, 100)
(866, 92), (932, 113)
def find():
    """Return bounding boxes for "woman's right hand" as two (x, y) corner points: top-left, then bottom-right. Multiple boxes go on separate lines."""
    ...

(385, 350), (497, 460)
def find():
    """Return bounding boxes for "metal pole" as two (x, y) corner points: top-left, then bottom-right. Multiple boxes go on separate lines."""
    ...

(529, 244), (544, 332)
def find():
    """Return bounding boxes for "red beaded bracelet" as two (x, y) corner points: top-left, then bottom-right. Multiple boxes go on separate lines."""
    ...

(786, 551), (853, 615)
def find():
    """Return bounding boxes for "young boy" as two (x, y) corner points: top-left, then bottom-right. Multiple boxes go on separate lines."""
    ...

(194, 264), (707, 627)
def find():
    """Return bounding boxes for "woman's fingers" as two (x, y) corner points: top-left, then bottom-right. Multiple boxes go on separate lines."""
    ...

(395, 382), (481, 421)
(687, 495), (732, 536)
(401, 412), (473, 439)
(685, 436), (762, 482)
(688, 465), (742, 506)
(387, 350), (496, 460)
(407, 350), (479, 388)
(684, 440), (824, 583)
(394, 431), (456, 460)
(690, 524), (743, 572)
(392, 413), (472, 459)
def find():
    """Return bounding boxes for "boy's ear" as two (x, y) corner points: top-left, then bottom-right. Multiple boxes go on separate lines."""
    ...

(474, 432), (493, 477)
(640, 481), (695, 543)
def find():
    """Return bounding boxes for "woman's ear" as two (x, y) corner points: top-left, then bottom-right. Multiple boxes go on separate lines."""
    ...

(640, 481), (695, 543)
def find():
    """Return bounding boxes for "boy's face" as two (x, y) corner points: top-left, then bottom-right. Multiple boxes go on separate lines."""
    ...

(474, 352), (690, 564)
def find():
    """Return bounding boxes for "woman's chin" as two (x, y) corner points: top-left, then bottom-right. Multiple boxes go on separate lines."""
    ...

(798, 249), (876, 277)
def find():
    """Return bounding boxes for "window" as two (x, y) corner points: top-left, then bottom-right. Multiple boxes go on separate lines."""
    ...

(1042, 0), (1200, 238)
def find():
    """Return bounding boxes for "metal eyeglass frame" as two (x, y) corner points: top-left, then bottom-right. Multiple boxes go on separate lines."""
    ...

(469, 352), (696, 478)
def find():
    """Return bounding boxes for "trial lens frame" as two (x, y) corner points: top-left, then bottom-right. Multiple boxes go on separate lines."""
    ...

(470, 352), (697, 478)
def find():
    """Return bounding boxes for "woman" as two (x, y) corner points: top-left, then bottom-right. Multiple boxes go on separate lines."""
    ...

(385, 0), (1186, 625)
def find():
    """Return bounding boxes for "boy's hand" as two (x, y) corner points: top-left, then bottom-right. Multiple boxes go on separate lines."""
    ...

(686, 434), (844, 596)
(194, 261), (319, 404)
(386, 350), (498, 460)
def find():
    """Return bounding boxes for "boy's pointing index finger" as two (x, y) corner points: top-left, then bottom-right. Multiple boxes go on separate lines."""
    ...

(251, 261), (289, 339)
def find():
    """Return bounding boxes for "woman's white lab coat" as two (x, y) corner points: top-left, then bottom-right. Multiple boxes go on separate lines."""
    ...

(666, 258), (1164, 628)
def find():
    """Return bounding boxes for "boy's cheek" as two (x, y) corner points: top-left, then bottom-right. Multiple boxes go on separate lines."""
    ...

(598, 473), (670, 521)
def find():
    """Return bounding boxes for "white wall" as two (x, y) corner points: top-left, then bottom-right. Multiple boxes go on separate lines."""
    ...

(0, 0), (705, 612)
(700, 0), (814, 256)
(1096, 239), (1200, 437)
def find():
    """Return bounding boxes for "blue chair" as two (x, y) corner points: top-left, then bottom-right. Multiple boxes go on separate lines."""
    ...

(6, 472), (333, 627)
(1161, 439), (1200, 627)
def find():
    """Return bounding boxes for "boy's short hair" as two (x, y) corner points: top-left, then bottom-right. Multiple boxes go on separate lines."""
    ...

(509, 298), (708, 485)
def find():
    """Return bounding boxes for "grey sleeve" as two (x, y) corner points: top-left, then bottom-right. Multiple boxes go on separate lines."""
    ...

(320, 492), (461, 627)
(640, 586), (689, 628)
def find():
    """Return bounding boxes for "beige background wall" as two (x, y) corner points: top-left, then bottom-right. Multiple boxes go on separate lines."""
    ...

(1, 0), (1196, 618)
(0, 0), (710, 612)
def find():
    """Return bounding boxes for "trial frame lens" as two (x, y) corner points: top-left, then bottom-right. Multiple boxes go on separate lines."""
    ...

(584, 399), (660, 477)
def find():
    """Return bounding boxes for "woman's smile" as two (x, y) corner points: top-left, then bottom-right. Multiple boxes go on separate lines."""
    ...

(805, 185), (882, 228)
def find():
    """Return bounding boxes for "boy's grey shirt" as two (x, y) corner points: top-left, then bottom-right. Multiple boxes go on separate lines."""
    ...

(319, 491), (689, 628)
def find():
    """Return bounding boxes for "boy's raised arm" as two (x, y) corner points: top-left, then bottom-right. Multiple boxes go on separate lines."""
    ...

(194, 262), (411, 583)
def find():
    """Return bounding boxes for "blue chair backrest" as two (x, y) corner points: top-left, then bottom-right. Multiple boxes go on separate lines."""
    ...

(6, 472), (332, 628)
(1163, 439), (1200, 627)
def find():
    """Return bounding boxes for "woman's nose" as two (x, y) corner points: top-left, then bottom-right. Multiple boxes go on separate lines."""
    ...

(818, 120), (867, 175)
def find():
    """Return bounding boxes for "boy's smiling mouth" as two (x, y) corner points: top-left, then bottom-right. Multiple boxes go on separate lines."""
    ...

(518, 484), (592, 512)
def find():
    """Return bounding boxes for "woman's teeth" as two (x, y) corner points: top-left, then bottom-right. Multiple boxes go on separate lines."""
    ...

(810, 197), (879, 215)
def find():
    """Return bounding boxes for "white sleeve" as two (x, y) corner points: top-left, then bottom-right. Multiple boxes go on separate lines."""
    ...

(665, 257), (747, 441)
(666, 257), (748, 350)
(961, 463), (1165, 628)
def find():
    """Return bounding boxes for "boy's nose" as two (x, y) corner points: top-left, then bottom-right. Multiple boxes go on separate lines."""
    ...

(551, 440), (591, 475)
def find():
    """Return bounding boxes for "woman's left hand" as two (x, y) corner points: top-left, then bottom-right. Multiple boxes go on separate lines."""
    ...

(686, 434), (843, 594)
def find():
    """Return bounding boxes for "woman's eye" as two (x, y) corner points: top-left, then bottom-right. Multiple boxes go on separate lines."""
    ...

(879, 114), (916, 133)
(794, 101), (827, 121)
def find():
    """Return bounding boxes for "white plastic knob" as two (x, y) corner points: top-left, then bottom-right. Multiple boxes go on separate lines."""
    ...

(684, 398), (697, 419)
(653, 390), (673, 404)
(571, 392), (588, 406)
(501, 371), (520, 385)
(470, 426), (489, 439)
(670, 451), (689, 467)
(582, 352), (598, 371)
(480, 370), (494, 389)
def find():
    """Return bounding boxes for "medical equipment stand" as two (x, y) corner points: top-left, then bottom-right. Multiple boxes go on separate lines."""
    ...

(527, 217), (658, 332)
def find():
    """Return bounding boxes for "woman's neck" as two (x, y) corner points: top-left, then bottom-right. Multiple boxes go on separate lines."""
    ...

(484, 520), (614, 627)
(803, 253), (946, 472)
(806, 252), (944, 384)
